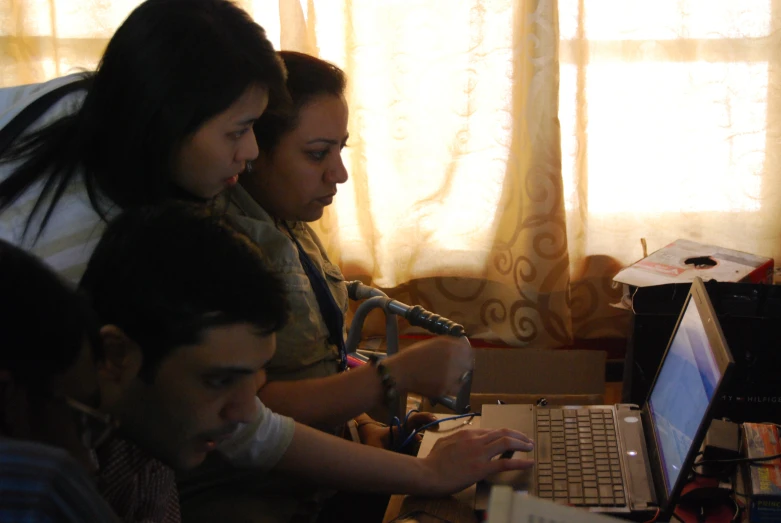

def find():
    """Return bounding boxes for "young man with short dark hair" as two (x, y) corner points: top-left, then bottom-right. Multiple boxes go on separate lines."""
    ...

(79, 203), (535, 522)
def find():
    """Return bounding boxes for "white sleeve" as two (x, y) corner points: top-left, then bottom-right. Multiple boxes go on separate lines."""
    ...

(0, 74), (85, 131)
(216, 397), (295, 470)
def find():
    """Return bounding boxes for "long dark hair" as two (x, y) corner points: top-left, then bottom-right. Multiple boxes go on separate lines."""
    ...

(255, 51), (346, 153)
(0, 0), (287, 240)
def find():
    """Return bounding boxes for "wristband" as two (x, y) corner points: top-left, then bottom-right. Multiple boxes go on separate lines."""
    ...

(369, 355), (398, 407)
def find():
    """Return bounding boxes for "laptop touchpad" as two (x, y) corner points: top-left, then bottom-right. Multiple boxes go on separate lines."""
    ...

(475, 405), (535, 512)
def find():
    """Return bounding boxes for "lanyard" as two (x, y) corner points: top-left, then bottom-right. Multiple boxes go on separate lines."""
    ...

(284, 223), (348, 372)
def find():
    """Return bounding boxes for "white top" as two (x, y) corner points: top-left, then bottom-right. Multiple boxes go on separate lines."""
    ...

(179, 397), (296, 496)
(218, 398), (295, 467)
(0, 74), (109, 283)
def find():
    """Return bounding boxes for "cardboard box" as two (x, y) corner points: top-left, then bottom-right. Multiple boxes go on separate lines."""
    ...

(613, 239), (774, 309)
(615, 239), (773, 287)
(423, 347), (607, 413)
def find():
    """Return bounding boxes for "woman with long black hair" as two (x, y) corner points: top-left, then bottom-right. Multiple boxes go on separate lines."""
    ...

(0, 0), (288, 281)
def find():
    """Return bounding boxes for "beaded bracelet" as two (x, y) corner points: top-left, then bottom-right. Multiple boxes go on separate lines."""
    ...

(369, 355), (399, 407)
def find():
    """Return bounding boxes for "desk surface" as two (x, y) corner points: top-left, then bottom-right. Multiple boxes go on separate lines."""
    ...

(383, 417), (482, 523)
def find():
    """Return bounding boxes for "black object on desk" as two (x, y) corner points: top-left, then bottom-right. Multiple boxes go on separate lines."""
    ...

(623, 280), (781, 424)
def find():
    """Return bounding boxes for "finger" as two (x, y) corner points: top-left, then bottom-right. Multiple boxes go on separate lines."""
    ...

(483, 435), (535, 458)
(408, 412), (437, 427)
(473, 427), (535, 447)
(485, 457), (536, 475)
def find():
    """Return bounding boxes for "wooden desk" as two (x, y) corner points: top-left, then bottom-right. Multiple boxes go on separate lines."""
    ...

(383, 416), (482, 523)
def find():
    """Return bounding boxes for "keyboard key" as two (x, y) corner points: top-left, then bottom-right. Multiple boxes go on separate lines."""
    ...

(538, 432), (551, 463)
(538, 407), (628, 511)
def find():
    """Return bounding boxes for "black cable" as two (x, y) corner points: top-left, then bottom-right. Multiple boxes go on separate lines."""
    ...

(695, 451), (781, 466)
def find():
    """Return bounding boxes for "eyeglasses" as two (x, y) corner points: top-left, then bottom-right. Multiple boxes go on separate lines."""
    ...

(65, 396), (118, 450)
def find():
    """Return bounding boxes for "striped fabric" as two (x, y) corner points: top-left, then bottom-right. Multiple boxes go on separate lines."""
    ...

(0, 75), (111, 284)
(0, 439), (119, 522)
(96, 436), (180, 523)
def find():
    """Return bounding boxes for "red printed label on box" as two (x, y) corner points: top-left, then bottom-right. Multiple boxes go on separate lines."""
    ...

(635, 260), (687, 277)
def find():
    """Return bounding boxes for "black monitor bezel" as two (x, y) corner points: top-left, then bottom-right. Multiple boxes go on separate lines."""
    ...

(639, 277), (735, 519)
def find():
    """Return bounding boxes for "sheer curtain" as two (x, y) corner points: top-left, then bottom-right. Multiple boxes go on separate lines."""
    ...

(3, 0), (778, 348)
(262, 0), (571, 348)
(559, 0), (781, 340)
(1, 0), (572, 349)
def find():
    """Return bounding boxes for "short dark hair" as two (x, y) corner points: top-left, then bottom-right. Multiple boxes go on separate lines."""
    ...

(255, 51), (346, 152)
(79, 203), (288, 380)
(1, 0), (288, 238)
(0, 239), (100, 396)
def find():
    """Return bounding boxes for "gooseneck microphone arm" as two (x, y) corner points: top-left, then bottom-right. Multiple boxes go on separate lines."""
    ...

(345, 281), (472, 416)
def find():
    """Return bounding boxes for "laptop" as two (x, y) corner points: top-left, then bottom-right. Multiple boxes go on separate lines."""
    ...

(477, 277), (735, 520)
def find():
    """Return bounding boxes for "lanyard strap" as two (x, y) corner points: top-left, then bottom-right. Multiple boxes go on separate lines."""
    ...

(284, 223), (348, 372)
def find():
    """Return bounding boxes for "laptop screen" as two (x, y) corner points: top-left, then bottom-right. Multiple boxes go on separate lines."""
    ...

(646, 295), (723, 496)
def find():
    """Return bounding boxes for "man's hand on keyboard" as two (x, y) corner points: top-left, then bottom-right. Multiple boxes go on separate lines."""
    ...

(417, 428), (534, 496)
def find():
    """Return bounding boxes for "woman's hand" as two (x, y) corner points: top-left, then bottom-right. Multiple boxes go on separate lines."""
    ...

(357, 412), (438, 449)
(383, 336), (474, 398)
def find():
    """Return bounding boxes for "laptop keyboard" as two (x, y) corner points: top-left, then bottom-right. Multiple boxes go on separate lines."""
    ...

(536, 408), (627, 507)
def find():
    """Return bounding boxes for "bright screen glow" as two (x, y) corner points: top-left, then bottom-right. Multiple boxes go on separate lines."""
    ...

(647, 297), (722, 495)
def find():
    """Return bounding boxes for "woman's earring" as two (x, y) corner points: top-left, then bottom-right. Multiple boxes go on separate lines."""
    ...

(245, 161), (253, 174)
